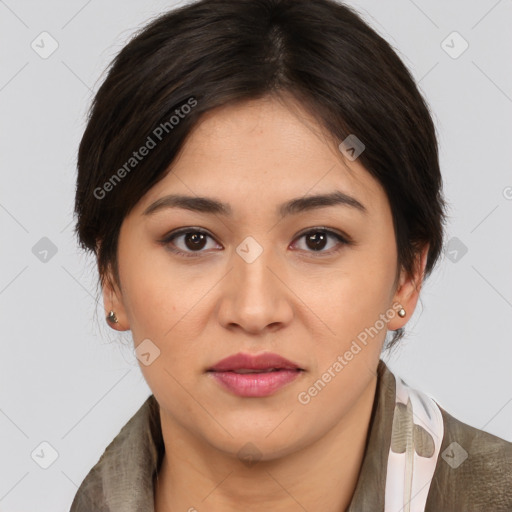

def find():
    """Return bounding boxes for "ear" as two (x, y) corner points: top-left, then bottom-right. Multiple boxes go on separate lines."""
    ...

(387, 245), (429, 331)
(101, 267), (130, 331)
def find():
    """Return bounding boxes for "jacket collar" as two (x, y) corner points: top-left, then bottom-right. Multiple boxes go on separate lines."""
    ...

(347, 360), (396, 511)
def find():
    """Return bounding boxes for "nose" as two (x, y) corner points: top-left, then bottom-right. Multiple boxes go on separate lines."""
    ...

(216, 240), (293, 335)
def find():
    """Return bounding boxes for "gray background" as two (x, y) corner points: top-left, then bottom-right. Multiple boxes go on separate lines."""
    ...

(0, 0), (511, 510)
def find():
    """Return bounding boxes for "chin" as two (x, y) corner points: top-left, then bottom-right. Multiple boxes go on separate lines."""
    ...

(203, 421), (313, 462)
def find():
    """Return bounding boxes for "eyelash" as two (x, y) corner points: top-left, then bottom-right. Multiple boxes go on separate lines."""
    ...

(159, 227), (352, 259)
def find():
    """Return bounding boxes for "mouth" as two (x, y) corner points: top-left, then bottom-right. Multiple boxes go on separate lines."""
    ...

(207, 352), (304, 373)
(219, 368), (296, 374)
(207, 352), (305, 397)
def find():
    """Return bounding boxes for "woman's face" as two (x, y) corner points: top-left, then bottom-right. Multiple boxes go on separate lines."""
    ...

(106, 96), (424, 460)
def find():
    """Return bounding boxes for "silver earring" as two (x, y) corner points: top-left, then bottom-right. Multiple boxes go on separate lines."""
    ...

(398, 307), (406, 318)
(106, 310), (118, 324)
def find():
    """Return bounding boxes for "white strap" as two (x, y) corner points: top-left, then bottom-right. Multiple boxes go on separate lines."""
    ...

(384, 376), (444, 512)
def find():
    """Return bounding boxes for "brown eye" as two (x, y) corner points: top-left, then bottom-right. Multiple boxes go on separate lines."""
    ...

(292, 228), (349, 255)
(161, 228), (221, 258)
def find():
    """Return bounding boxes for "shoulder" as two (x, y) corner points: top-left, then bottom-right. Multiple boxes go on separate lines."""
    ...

(426, 404), (512, 511)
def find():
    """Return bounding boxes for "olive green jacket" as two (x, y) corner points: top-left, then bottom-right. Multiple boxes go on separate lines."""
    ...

(69, 361), (512, 511)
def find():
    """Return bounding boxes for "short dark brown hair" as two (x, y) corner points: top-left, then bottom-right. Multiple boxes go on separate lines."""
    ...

(74, 0), (446, 347)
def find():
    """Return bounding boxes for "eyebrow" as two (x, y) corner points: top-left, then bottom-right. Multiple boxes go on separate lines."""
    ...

(143, 191), (367, 218)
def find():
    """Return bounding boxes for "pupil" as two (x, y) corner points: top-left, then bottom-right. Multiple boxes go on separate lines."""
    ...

(186, 232), (206, 250)
(307, 232), (326, 251)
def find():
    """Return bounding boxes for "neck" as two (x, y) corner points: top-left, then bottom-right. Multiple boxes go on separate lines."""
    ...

(154, 375), (377, 512)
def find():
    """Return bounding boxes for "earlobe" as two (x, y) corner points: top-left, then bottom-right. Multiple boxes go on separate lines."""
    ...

(101, 272), (130, 331)
(388, 245), (429, 331)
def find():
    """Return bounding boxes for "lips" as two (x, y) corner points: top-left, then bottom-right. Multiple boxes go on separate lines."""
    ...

(208, 352), (303, 372)
(207, 352), (304, 397)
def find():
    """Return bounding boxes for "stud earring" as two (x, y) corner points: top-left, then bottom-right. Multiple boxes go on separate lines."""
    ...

(106, 310), (118, 324)
(398, 307), (406, 318)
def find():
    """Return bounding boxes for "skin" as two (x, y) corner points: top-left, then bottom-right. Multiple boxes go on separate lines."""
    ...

(103, 95), (428, 511)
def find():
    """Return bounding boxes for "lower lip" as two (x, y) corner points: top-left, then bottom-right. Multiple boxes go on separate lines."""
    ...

(209, 369), (302, 397)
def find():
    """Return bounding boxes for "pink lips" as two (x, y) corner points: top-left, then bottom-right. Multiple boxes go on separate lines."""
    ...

(207, 352), (304, 397)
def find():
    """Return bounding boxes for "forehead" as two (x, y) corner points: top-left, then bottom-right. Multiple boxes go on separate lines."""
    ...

(136, 97), (389, 218)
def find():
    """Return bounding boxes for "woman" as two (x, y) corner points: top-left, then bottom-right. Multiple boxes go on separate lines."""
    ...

(70, 0), (512, 510)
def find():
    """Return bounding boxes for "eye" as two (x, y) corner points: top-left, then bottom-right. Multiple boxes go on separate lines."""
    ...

(291, 228), (350, 256)
(160, 226), (351, 259)
(160, 228), (221, 258)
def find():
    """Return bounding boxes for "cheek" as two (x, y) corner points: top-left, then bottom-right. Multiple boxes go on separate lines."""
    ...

(115, 229), (171, 338)
(290, 251), (396, 430)
(296, 242), (397, 346)
(117, 239), (221, 382)
(119, 269), (174, 340)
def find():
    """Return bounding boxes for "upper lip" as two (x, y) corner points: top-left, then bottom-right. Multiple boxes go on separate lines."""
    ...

(207, 352), (303, 372)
